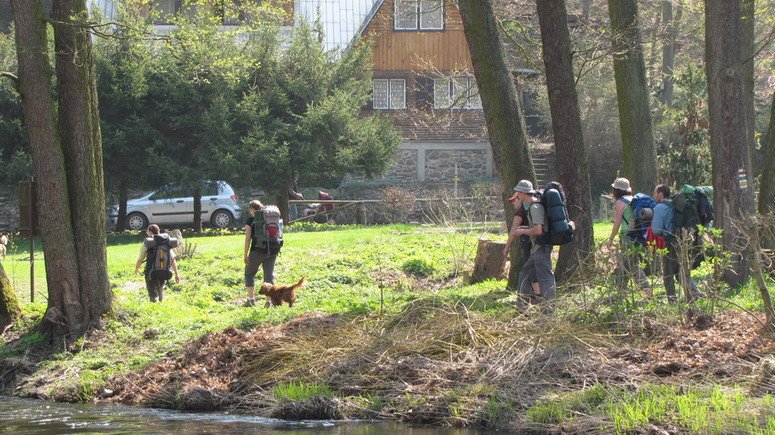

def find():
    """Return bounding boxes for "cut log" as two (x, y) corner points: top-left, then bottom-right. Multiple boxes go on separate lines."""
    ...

(470, 239), (507, 284)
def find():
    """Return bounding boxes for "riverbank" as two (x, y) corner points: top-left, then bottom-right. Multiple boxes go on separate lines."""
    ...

(2, 224), (775, 432)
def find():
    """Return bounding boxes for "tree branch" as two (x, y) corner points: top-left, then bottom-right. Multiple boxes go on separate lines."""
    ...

(0, 71), (19, 93)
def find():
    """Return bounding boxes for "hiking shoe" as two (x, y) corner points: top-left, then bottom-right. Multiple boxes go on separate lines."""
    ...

(264, 300), (272, 308)
(244, 298), (256, 307)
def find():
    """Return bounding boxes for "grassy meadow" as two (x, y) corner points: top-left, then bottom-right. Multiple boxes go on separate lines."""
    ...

(2, 222), (775, 432)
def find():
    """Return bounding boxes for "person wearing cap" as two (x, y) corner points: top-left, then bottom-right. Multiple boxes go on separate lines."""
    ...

(508, 180), (555, 307)
(503, 185), (541, 296)
(605, 177), (651, 296)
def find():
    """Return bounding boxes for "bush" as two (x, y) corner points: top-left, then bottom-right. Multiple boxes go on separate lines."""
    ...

(401, 258), (435, 278)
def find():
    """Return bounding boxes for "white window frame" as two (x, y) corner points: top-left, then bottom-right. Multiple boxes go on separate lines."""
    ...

(434, 76), (481, 110)
(394, 0), (418, 30)
(419, 0), (444, 30)
(373, 78), (406, 110)
(394, 0), (445, 31)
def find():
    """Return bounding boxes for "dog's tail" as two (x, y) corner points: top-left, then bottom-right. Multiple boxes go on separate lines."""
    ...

(292, 276), (307, 290)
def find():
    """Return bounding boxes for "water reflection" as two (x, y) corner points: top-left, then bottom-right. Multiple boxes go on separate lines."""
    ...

(0, 397), (490, 434)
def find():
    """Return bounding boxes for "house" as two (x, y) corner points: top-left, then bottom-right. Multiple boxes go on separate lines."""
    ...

(293, 0), (548, 185)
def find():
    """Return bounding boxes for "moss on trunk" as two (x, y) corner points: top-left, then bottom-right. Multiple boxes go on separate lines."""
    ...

(0, 262), (21, 331)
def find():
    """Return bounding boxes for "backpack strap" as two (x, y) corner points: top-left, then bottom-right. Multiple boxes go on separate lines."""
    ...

(619, 197), (632, 225)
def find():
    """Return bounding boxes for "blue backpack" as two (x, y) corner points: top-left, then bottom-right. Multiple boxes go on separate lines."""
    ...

(536, 181), (574, 246)
(623, 193), (656, 245)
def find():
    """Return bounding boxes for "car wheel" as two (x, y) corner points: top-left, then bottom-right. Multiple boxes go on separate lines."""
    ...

(210, 209), (234, 228)
(126, 213), (149, 231)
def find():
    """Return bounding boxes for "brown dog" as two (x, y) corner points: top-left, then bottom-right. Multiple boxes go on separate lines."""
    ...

(258, 276), (306, 307)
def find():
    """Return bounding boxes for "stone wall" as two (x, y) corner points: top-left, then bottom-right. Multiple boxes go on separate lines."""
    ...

(380, 142), (494, 182)
(424, 149), (489, 182)
(378, 141), (555, 185)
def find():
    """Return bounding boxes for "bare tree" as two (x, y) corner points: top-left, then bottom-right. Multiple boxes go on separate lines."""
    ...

(658, 0), (682, 107)
(759, 91), (775, 215)
(535, 0), (594, 282)
(607, 0), (658, 194)
(11, 0), (111, 336)
(741, 0), (756, 173)
(705, 0), (756, 287)
(457, 0), (536, 290)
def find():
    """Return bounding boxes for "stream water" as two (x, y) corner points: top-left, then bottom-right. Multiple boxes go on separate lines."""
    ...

(0, 397), (493, 434)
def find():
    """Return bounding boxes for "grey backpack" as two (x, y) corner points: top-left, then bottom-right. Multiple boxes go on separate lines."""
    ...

(144, 235), (179, 281)
(251, 205), (284, 255)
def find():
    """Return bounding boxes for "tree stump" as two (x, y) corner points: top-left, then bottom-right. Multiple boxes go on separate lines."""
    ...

(470, 239), (507, 284)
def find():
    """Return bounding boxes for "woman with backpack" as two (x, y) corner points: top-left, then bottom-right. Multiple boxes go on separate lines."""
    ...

(243, 200), (281, 307)
(134, 224), (180, 302)
(605, 177), (652, 297)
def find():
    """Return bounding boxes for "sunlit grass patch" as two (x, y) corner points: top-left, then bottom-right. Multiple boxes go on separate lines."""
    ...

(527, 384), (608, 425)
(272, 381), (334, 402)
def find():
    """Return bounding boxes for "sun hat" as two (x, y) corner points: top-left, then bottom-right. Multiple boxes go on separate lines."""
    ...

(611, 177), (631, 191)
(513, 180), (535, 194)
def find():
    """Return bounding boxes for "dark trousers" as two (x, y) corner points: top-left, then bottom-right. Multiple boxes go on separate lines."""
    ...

(663, 237), (698, 302)
(244, 249), (277, 287)
(145, 275), (165, 302)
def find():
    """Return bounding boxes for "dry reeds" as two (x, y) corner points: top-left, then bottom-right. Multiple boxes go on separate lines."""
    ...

(236, 298), (620, 426)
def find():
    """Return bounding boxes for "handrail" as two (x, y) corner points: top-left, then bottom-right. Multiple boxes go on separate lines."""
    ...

(288, 196), (497, 204)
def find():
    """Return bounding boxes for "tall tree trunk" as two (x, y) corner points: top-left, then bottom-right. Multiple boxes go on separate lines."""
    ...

(116, 182), (128, 231)
(54, 0), (111, 322)
(741, 0), (756, 175)
(277, 183), (291, 225)
(193, 186), (202, 233)
(536, 0), (594, 282)
(0, 263), (21, 332)
(457, 0), (536, 291)
(759, 91), (775, 214)
(11, 0), (83, 336)
(705, 0), (755, 287)
(607, 0), (658, 194)
(659, 0), (680, 107)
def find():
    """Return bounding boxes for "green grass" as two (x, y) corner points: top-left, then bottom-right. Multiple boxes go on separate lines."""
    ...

(2, 221), (775, 431)
(272, 381), (335, 402)
(527, 384), (775, 434)
(1, 224), (496, 398)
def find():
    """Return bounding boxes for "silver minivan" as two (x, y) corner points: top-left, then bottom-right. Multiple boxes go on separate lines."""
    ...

(113, 181), (242, 230)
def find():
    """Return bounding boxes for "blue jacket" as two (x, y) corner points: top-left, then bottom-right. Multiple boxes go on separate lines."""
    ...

(651, 200), (674, 237)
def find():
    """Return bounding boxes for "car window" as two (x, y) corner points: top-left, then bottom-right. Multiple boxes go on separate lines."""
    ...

(152, 185), (190, 200)
(202, 181), (219, 197)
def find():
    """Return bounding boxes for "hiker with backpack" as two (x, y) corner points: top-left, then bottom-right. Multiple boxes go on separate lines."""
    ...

(508, 180), (556, 308)
(672, 184), (715, 270)
(605, 177), (652, 297)
(651, 184), (702, 303)
(244, 200), (284, 307)
(134, 224), (180, 302)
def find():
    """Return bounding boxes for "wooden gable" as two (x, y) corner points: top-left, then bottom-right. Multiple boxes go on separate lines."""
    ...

(361, 0), (473, 72)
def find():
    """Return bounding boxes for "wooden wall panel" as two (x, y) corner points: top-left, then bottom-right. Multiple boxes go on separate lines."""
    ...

(363, 0), (473, 72)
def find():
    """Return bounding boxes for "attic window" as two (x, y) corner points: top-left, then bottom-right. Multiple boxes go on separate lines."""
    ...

(394, 0), (444, 31)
